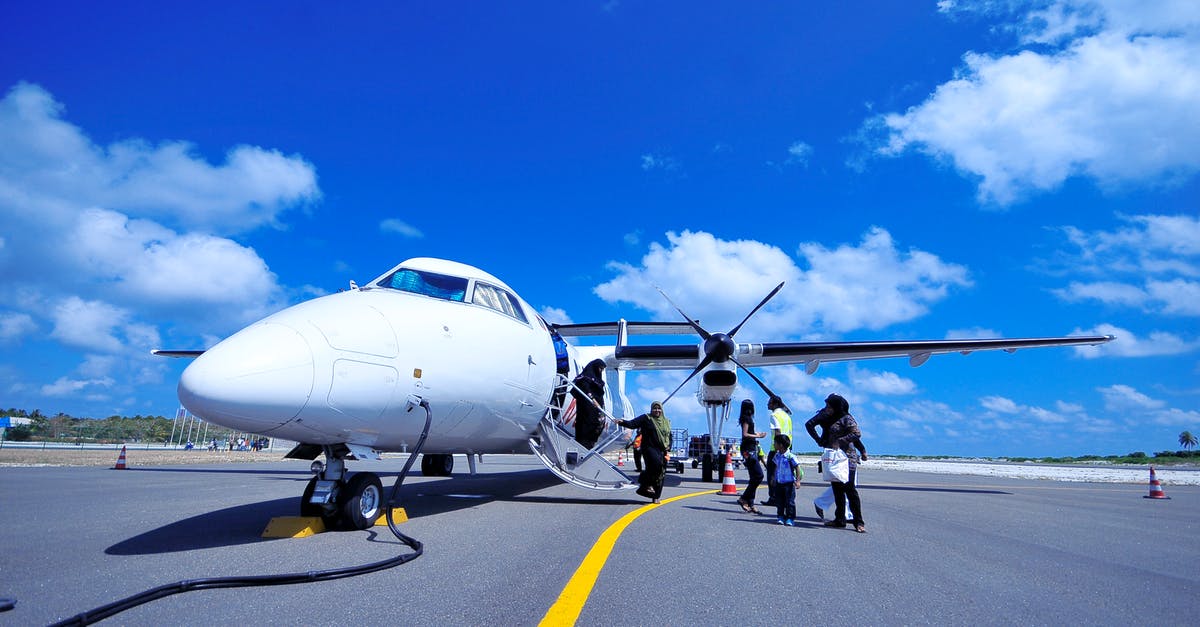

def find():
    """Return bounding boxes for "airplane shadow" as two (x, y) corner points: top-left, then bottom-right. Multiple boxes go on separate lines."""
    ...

(127, 467), (314, 477)
(107, 497), (299, 555)
(106, 469), (634, 555)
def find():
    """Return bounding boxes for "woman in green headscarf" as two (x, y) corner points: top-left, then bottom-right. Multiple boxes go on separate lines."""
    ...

(617, 401), (672, 503)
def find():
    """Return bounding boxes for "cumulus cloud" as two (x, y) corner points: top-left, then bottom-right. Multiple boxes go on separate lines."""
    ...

(49, 297), (129, 353)
(539, 306), (573, 325)
(848, 366), (917, 395)
(595, 229), (970, 337)
(1071, 323), (1198, 358)
(868, 1), (1200, 204)
(0, 83), (318, 409)
(0, 311), (36, 342)
(0, 83), (319, 233)
(380, 218), (424, 238)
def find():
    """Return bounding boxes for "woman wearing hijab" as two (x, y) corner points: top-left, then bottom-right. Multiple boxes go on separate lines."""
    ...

(805, 393), (867, 524)
(570, 359), (607, 449)
(617, 401), (672, 503)
(805, 393), (867, 533)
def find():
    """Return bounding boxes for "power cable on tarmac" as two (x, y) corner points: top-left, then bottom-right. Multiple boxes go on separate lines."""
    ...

(48, 399), (434, 626)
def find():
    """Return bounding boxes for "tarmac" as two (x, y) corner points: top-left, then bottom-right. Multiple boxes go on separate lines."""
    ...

(1, 453), (1196, 625)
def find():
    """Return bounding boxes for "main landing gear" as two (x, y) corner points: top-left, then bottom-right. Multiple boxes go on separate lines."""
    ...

(420, 453), (454, 477)
(301, 448), (385, 531)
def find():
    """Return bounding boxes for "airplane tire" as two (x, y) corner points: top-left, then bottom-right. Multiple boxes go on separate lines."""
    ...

(300, 477), (323, 517)
(339, 472), (384, 531)
(420, 455), (431, 475)
(432, 453), (454, 476)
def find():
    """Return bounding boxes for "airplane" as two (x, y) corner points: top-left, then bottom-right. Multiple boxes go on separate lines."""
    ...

(154, 256), (1113, 530)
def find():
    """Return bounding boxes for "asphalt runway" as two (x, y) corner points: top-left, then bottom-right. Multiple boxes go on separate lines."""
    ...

(2, 455), (1196, 626)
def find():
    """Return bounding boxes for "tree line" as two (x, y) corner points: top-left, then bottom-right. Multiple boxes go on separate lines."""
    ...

(1, 408), (241, 444)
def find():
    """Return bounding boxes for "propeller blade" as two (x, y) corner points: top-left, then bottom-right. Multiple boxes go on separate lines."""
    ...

(730, 356), (779, 399)
(663, 353), (715, 402)
(654, 285), (710, 340)
(727, 281), (784, 338)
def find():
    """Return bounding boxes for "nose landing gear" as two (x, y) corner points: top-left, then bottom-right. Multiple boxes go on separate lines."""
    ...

(301, 449), (385, 531)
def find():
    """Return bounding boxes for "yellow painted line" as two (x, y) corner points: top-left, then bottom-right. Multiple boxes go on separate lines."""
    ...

(539, 490), (718, 627)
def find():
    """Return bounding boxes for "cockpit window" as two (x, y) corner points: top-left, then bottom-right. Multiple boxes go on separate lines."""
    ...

(471, 282), (529, 324)
(378, 268), (468, 302)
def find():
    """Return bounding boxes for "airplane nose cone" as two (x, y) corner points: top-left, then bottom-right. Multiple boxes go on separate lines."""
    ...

(179, 322), (315, 432)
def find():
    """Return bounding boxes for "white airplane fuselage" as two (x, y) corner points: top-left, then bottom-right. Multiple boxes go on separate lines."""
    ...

(178, 259), (580, 455)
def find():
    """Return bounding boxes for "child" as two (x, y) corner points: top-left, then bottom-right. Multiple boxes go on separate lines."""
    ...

(772, 434), (802, 526)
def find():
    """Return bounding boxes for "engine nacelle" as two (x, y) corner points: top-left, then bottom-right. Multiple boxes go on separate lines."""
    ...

(697, 362), (737, 404)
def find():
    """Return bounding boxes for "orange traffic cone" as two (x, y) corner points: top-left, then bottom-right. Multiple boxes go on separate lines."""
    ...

(617, 450), (624, 467)
(1144, 466), (1170, 499)
(113, 445), (128, 470)
(721, 451), (738, 495)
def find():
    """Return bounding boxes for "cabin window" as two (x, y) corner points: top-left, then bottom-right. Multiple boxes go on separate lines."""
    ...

(378, 269), (468, 302)
(471, 282), (529, 324)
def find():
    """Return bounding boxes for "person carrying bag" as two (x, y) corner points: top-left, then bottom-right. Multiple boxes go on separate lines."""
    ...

(821, 447), (850, 483)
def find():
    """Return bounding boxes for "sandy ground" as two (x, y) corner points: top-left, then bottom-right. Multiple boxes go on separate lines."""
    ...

(2, 446), (1196, 485)
(0, 446), (290, 467)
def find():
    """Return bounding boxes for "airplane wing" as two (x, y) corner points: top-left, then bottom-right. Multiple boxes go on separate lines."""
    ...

(612, 335), (1115, 372)
(552, 321), (699, 337)
(150, 349), (206, 358)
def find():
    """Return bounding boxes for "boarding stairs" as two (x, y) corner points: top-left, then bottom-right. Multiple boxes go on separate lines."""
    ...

(528, 374), (635, 490)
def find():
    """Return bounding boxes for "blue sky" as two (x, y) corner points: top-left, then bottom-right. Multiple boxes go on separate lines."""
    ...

(1, 1), (1197, 457)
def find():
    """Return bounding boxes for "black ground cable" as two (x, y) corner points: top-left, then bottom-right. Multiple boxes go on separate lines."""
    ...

(50, 400), (434, 627)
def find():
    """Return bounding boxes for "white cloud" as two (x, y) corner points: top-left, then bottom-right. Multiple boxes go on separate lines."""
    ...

(1071, 323), (1198, 358)
(786, 141), (813, 166)
(1049, 214), (1200, 316)
(1052, 281), (1149, 308)
(41, 376), (115, 397)
(1095, 383), (1199, 426)
(380, 218), (424, 238)
(595, 229), (970, 337)
(0, 83), (318, 409)
(49, 297), (128, 353)
(0, 83), (319, 234)
(1146, 279), (1200, 316)
(946, 327), (1000, 339)
(849, 366), (917, 395)
(872, 3), (1200, 204)
(1150, 407), (1200, 427)
(0, 311), (36, 342)
(539, 306), (573, 325)
(65, 208), (283, 319)
(1099, 383), (1166, 412)
(981, 395), (1021, 414)
(980, 394), (1074, 425)
(640, 153), (681, 174)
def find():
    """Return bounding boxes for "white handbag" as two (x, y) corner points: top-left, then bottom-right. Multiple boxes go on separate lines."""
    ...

(821, 447), (850, 483)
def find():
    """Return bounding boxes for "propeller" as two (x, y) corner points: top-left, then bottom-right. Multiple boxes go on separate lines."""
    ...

(658, 282), (785, 403)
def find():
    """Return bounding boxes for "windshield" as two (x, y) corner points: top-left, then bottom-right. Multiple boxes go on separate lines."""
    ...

(377, 268), (468, 302)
